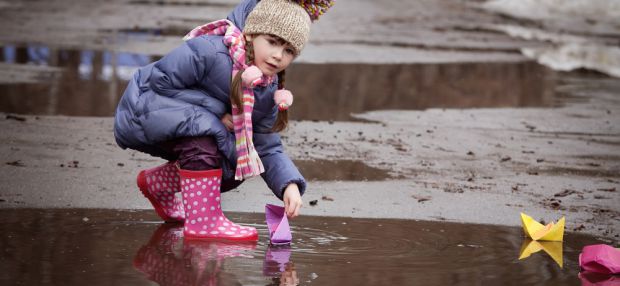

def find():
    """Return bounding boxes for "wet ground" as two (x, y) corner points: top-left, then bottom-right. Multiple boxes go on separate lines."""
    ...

(0, 52), (556, 120)
(0, 209), (607, 286)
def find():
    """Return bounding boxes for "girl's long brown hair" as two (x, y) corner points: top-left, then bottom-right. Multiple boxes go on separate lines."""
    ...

(230, 36), (289, 133)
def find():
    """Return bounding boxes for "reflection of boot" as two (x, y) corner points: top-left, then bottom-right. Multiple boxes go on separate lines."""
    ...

(185, 239), (257, 266)
(137, 162), (185, 222)
(184, 239), (257, 286)
(133, 224), (192, 285)
(179, 168), (258, 241)
(263, 245), (292, 276)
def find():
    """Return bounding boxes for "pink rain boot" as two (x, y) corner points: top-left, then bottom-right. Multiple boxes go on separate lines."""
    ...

(137, 162), (185, 222)
(178, 168), (258, 241)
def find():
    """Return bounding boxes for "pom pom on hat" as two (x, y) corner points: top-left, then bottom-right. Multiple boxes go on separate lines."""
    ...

(293, 0), (336, 21)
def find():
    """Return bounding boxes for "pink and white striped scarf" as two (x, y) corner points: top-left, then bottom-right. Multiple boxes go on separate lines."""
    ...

(184, 19), (274, 180)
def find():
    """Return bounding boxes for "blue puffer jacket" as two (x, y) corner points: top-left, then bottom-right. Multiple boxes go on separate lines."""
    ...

(113, 0), (306, 199)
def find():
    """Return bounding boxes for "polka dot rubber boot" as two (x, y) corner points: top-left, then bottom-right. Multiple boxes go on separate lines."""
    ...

(137, 162), (185, 223)
(178, 168), (258, 241)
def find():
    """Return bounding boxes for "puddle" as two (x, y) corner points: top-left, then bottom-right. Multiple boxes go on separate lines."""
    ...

(293, 159), (396, 181)
(128, 0), (234, 8)
(0, 45), (559, 120)
(529, 166), (620, 178)
(287, 61), (558, 121)
(0, 209), (607, 285)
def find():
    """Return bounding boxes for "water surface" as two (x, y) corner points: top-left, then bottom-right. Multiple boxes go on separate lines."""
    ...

(0, 209), (606, 285)
(0, 45), (557, 120)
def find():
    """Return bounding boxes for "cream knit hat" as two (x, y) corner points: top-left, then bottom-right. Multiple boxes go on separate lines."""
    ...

(243, 0), (311, 54)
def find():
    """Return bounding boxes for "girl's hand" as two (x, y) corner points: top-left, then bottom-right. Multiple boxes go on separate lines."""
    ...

(221, 113), (233, 131)
(283, 184), (302, 218)
(280, 263), (299, 285)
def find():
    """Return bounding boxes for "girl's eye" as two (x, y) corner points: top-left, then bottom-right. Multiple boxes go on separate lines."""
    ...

(285, 48), (295, 55)
(268, 39), (277, 45)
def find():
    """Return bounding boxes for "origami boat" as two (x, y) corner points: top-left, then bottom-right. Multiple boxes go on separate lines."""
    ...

(579, 244), (620, 274)
(520, 212), (565, 241)
(265, 204), (292, 245)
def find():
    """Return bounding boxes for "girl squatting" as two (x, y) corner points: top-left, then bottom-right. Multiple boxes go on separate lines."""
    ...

(113, 0), (334, 240)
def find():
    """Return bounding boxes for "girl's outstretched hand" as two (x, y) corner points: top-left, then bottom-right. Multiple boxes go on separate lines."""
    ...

(283, 184), (302, 219)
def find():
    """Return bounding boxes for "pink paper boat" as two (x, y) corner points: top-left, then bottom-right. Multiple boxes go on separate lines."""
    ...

(265, 204), (292, 245)
(579, 244), (620, 274)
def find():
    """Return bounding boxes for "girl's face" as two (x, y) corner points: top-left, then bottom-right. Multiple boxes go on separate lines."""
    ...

(248, 34), (296, 76)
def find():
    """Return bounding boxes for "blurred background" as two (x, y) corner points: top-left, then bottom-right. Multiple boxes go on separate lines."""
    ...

(1, 0), (618, 119)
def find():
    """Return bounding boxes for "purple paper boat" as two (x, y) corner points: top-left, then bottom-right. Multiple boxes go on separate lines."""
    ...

(265, 204), (292, 245)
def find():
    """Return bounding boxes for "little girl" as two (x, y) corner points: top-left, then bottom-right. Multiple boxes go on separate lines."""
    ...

(114, 0), (334, 241)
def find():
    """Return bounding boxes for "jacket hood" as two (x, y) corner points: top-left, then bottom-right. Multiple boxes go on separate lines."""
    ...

(226, 0), (259, 30)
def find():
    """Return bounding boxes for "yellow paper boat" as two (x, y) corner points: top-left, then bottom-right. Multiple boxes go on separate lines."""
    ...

(519, 239), (563, 268)
(520, 212), (565, 241)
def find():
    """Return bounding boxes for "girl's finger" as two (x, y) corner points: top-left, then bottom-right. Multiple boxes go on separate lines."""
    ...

(286, 202), (295, 218)
(284, 198), (293, 217)
(287, 204), (294, 217)
(293, 202), (301, 217)
(287, 201), (298, 218)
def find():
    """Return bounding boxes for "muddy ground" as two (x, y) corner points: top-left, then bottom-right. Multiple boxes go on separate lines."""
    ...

(0, 0), (619, 242)
(2, 73), (618, 241)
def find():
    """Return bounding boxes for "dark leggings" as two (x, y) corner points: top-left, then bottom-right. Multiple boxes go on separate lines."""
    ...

(161, 137), (242, 192)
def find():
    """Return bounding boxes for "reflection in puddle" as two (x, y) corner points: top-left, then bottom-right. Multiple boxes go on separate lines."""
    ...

(529, 166), (620, 178)
(0, 44), (557, 120)
(519, 239), (563, 268)
(0, 209), (603, 285)
(0, 45), (154, 116)
(287, 62), (557, 121)
(293, 159), (396, 181)
(134, 223), (301, 285)
(134, 224), (266, 285)
(128, 0), (234, 8)
(579, 271), (620, 285)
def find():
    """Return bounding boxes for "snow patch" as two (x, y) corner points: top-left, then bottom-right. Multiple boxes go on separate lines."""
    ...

(522, 44), (620, 77)
(482, 0), (620, 24)
(481, 0), (620, 78)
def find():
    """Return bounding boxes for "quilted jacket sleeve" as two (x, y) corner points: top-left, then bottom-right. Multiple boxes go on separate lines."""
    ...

(255, 132), (306, 200)
(253, 110), (307, 200)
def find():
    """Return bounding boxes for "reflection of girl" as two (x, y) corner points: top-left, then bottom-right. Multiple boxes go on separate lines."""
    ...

(264, 246), (298, 286)
(114, 0), (334, 240)
(133, 224), (298, 285)
(133, 224), (256, 285)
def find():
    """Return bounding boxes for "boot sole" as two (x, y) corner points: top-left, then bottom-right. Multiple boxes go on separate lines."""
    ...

(137, 170), (183, 223)
(183, 232), (259, 242)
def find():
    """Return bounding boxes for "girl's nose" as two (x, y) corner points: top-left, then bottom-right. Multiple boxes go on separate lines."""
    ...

(272, 48), (283, 61)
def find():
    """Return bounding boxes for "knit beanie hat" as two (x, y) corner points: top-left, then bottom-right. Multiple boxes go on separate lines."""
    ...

(243, 0), (334, 53)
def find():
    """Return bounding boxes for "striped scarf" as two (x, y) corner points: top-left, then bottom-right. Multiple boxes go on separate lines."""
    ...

(184, 19), (274, 180)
